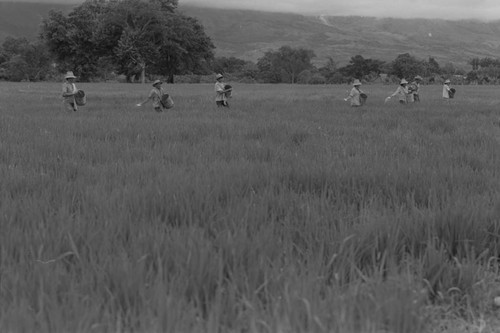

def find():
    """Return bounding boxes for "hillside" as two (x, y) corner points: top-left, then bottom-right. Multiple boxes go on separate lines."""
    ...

(0, 1), (74, 41)
(1, 1), (500, 69)
(180, 5), (500, 68)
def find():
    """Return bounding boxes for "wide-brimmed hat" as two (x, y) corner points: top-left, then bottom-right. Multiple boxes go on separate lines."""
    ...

(152, 79), (162, 86)
(400, 79), (408, 85)
(215, 73), (223, 80)
(444, 79), (451, 84)
(414, 75), (423, 80)
(353, 79), (362, 86)
(64, 71), (76, 79)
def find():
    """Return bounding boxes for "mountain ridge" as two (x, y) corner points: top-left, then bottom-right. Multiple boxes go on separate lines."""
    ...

(1, 1), (500, 69)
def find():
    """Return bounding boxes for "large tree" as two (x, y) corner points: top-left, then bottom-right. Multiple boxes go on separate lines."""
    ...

(338, 55), (384, 80)
(257, 46), (315, 83)
(0, 37), (52, 81)
(390, 53), (424, 80)
(40, 0), (112, 80)
(40, 0), (214, 82)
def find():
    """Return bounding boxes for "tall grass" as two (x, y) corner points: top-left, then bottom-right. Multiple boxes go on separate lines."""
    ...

(1, 82), (500, 332)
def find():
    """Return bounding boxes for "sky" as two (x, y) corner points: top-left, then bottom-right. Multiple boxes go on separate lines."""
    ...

(182, 0), (500, 20)
(4, 0), (500, 20)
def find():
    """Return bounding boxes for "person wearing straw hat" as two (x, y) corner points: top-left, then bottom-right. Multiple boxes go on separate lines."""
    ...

(62, 71), (79, 112)
(442, 79), (455, 103)
(136, 79), (170, 112)
(215, 73), (232, 107)
(408, 75), (423, 103)
(344, 79), (366, 107)
(385, 79), (410, 104)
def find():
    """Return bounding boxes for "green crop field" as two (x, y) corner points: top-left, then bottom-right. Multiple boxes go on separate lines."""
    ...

(1, 82), (500, 332)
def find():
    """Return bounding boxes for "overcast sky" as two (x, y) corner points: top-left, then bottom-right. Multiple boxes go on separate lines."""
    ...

(182, 0), (500, 20)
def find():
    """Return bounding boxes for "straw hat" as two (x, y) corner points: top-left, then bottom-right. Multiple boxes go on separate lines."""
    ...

(414, 75), (423, 80)
(353, 79), (362, 86)
(444, 79), (451, 84)
(64, 71), (76, 79)
(152, 79), (162, 86)
(215, 73), (223, 80)
(400, 79), (408, 85)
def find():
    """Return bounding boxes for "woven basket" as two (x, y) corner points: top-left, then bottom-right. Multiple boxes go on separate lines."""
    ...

(224, 84), (232, 98)
(74, 90), (86, 106)
(449, 88), (456, 99)
(161, 94), (174, 109)
(360, 93), (368, 105)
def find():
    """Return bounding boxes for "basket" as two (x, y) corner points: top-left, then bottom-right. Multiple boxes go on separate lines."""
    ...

(224, 84), (232, 98)
(449, 88), (456, 99)
(160, 94), (174, 109)
(74, 90), (86, 106)
(360, 93), (368, 105)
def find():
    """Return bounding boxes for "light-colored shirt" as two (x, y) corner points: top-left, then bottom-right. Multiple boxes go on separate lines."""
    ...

(391, 85), (409, 103)
(443, 84), (451, 99)
(148, 87), (163, 108)
(407, 81), (420, 103)
(62, 82), (77, 103)
(347, 87), (364, 106)
(215, 81), (227, 102)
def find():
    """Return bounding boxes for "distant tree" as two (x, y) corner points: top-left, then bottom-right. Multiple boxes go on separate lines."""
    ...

(390, 53), (424, 79)
(318, 57), (338, 83)
(423, 57), (441, 76)
(239, 62), (258, 80)
(150, 0), (178, 12)
(102, 0), (168, 82)
(469, 57), (480, 71)
(478, 57), (497, 69)
(466, 70), (479, 84)
(256, 51), (281, 83)
(338, 55), (384, 79)
(151, 12), (215, 82)
(256, 46), (315, 83)
(212, 56), (247, 74)
(40, 1), (112, 80)
(441, 62), (457, 75)
(0, 37), (52, 81)
(41, 0), (214, 82)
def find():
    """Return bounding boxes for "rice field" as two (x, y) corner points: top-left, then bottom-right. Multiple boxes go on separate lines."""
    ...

(1, 81), (500, 333)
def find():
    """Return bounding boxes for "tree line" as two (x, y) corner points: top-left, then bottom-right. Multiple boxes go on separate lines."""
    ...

(0, 0), (498, 84)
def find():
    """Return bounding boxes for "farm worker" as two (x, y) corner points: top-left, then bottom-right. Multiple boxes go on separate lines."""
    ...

(62, 71), (78, 112)
(442, 79), (455, 102)
(215, 73), (232, 107)
(136, 79), (170, 112)
(344, 79), (366, 107)
(408, 75), (423, 103)
(385, 79), (409, 104)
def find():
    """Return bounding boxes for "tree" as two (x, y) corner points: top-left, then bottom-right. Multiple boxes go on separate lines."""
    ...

(423, 57), (441, 76)
(212, 56), (248, 74)
(256, 46), (315, 83)
(390, 53), (424, 79)
(40, 0), (214, 82)
(0, 37), (52, 81)
(103, 0), (167, 82)
(441, 62), (456, 75)
(151, 13), (214, 82)
(318, 57), (338, 83)
(338, 55), (384, 80)
(469, 58), (480, 71)
(41, 0), (112, 80)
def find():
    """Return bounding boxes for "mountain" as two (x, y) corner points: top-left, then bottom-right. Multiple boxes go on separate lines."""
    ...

(1, 1), (500, 69)
(0, 1), (74, 41)
(179, 5), (500, 68)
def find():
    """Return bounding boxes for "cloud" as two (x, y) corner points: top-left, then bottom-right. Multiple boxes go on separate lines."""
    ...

(182, 0), (500, 20)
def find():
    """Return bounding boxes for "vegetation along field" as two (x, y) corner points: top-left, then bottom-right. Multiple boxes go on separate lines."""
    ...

(2, 82), (500, 333)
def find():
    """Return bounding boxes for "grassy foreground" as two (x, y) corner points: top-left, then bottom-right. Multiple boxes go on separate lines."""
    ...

(1, 82), (500, 332)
